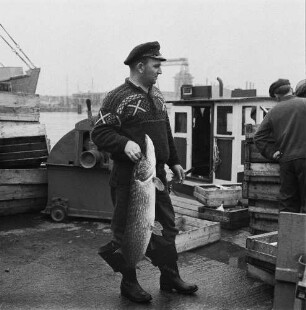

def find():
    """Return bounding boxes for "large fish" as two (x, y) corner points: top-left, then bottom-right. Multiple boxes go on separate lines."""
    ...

(121, 134), (164, 268)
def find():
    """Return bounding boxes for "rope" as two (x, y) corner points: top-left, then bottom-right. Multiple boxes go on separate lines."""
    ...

(210, 138), (222, 177)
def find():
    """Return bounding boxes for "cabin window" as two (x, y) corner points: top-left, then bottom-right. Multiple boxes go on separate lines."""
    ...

(217, 106), (233, 135)
(242, 106), (256, 135)
(174, 112), (187, 133)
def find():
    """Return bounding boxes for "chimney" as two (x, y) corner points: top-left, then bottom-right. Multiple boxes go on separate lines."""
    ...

(217, 77), (223, 97)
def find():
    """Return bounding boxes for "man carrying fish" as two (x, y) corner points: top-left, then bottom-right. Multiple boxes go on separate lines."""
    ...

(92, 41), (198, 303)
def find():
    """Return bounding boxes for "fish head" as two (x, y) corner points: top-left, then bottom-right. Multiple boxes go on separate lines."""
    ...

(134, 135), (156, 182)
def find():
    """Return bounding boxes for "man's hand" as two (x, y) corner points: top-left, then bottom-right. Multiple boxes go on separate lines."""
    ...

(124, 140), (142, 163)
(171, 164), (185, 183)
(272, 150), (282, 160)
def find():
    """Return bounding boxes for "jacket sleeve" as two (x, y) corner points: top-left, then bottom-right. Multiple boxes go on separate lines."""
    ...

(91, 97), (129, 154)
(253, 114), (277, 160)
(165, 113), (181, 167)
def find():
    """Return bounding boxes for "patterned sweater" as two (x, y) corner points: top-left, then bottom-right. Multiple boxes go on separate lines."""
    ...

(92, 78), (180, 167)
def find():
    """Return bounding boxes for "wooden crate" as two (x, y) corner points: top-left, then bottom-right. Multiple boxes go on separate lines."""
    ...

(248, 199), (279, 234)
(0, 123), (49, 168)
(0, 168), (48, 215)
(243, 164), (280, 202)
(171, 194), (249, 230)
(198, 205), (249, 230)
(246, 231), (278, 264)
(246, 231), (278, 285)
(244, 124), (281, 234)
(0, 92), (40, 122)
(247, 264), (275, 286)
(248, 199), (279, 215)
(244, 124), (276, 165)
(171, 195), (205, 214)
(249, 217), (278, 235)
(175, 215), (220, 253)
(193, 184), (242, 207)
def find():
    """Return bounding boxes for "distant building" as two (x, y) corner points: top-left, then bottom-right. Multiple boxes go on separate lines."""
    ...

(72, 90), (176, 112)
(211, 85), (232, 99)
(72, 92), (107, 113)
(162, 91), (176, 101)
(231, 88), (257, 98)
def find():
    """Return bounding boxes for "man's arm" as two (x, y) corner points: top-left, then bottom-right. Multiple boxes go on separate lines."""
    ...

(92, 108), (129, 155)
(164, 114), (185, 181)
(92, 111), (142, 163)
(165, 114), (180, 167)
(253, 115), (277, 160)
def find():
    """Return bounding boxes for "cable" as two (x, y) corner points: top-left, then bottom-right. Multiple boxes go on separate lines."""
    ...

(0, 24), (35, 69)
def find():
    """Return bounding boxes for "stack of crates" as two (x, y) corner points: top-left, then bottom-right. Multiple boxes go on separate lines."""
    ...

(243, 124), (280, 234)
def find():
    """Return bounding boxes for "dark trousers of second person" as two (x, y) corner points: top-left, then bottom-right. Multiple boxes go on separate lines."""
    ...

(279, 158), (306, 213)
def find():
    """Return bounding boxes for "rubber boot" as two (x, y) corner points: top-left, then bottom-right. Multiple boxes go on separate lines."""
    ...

(98, 242), (125, 272)
(120, 268), (152, 303)
(98, 242), (152, 303)
(159, 262), (198, 294)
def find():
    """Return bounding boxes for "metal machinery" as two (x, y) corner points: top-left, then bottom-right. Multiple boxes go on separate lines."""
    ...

(42, 100), (113, 222)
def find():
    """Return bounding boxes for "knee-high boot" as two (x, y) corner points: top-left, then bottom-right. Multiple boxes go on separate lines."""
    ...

(158, 261), (198, 294)
(120, 268), (152, 303)
(98, 242), (152, 303)
(146, 239), (198, 294)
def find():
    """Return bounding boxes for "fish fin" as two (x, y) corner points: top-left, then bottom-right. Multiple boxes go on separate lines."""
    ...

(151, 220), (163, 236)
(153, 177), (165, 191)
(143, 256), (152, 264)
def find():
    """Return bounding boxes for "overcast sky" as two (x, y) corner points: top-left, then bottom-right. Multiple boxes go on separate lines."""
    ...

(1, 0), (305, 96)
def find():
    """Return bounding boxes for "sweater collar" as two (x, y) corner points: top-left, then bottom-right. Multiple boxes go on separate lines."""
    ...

(125, 78), (151, 94)
(278, 94), (296, 102)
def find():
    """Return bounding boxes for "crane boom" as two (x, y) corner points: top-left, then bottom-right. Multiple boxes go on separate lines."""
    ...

(162, 57), (189, 67)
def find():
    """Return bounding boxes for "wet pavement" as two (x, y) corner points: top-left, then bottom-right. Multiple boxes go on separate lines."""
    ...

(0, 212), (274, 310)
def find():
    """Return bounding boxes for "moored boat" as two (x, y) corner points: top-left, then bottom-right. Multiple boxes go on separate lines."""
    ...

(0, 25), (48, 216)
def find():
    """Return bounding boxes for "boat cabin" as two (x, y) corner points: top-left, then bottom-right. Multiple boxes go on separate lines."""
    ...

(168, 85), (277, 185)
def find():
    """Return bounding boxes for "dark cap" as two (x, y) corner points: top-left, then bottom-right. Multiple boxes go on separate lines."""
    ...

(124, 41), (166, 66)
(269, 79), (291, 98)
(295, 79), (306, 97)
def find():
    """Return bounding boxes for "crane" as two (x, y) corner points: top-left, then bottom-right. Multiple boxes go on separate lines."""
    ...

(162, 57), (189, 68)
(162, 58), (193, 99)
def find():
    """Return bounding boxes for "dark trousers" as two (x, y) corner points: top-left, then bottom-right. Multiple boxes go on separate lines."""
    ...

(109, 161), (178, 266)
(279, 158), (306, 213)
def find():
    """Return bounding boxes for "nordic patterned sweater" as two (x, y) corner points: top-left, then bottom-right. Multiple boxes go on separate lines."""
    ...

(92, 78), (180, 167)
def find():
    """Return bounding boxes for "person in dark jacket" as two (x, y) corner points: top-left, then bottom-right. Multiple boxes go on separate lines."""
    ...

(91, 41), (198, 303)
(254, 78), (306, 213)
(295, 79), (306, 98)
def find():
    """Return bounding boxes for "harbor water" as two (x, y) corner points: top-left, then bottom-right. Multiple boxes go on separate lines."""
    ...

(40, 111), (90, 149)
